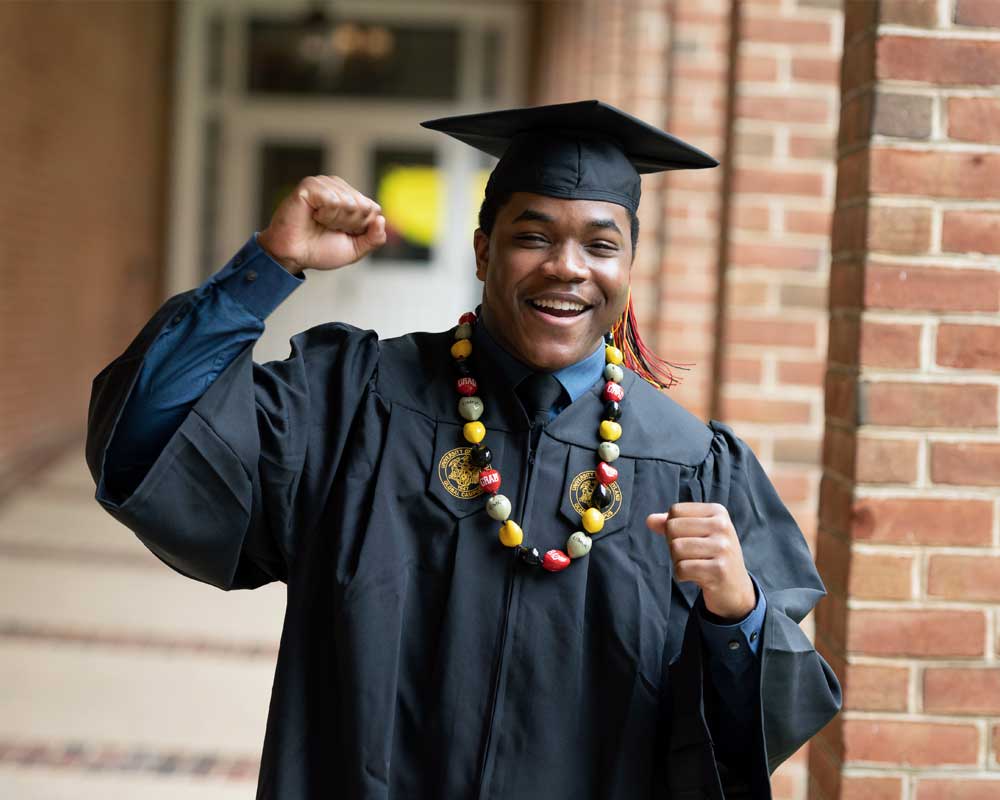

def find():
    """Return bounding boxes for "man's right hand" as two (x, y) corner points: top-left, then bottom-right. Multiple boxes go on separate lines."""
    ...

(257, 175), (387, 276)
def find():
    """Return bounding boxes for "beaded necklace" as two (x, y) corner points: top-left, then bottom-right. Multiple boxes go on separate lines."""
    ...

(449, 310), (625, 573)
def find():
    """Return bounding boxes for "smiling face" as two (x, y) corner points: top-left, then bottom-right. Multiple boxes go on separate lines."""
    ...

(473, 192), (633, 372)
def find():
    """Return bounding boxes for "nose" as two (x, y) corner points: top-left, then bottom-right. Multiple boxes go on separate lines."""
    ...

(543, 241), (587, 282)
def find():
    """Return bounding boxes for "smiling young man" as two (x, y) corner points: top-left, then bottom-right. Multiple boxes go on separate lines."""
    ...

(87, 100), (840, 800)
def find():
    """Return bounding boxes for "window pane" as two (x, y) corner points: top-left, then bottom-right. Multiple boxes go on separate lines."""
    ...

(247, 17), (459, 99)
(257, 142), (325, 231)
(371, 147), (440, 263)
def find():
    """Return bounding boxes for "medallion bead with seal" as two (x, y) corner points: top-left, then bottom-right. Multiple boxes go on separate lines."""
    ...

(486, 494), (512, 521)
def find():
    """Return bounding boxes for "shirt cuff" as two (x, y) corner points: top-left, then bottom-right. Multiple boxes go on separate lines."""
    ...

(213, 232), (305, 320)
(697, 573), (767, 661)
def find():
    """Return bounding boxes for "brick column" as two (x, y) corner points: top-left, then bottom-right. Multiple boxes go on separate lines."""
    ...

(813, 2), (1000, 798)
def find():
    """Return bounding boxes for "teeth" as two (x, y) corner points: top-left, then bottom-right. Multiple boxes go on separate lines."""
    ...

(532, 298), (587, 312)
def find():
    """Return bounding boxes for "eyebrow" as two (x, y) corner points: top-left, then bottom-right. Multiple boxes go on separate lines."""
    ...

(511, 207), (623, 237)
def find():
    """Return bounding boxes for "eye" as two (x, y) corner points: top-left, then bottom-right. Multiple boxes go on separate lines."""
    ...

(515, 233), (548, 245)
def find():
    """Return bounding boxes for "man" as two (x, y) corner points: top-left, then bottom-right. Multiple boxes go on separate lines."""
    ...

(87, 100), (840, 799)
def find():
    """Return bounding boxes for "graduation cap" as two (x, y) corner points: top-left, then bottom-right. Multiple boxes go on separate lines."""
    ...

(420, 99), (719, 215)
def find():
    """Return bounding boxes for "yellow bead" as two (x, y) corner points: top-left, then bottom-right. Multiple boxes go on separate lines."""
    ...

(582, 507), (605, 534)
(463, 421), (486, 443)
(499, 520), (523, 547)
(451, 339), (472, 360)
(605, 345), (624, 365)
(599, 420), (622, 442)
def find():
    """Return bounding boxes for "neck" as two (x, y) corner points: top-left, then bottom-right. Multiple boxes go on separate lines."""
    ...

(479, 304), (602, 373)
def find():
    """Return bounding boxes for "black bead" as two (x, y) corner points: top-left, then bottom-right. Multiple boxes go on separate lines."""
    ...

(604, 331), (614, 344)
(516, 545), (542, 567)
(454, 359), (471, 376)
(468, 444), (493, 468)
(589, 482), (613, 511)
(604, 400), (622, 421)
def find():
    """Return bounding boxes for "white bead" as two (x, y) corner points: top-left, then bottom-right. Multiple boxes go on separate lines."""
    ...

(604, 363), (624, 383)
(597, 441), (620, 463)
(454, 323), (473, 340)
(459, 396), (484, 421)
(486, 494), (512, 521)
(567, 531), (593, 558)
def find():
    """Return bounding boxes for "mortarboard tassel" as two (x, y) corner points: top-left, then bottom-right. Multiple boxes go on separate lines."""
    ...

(609, 288), (693, 391)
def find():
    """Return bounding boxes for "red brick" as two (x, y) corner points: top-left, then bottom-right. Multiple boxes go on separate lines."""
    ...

(732, 203), (770, 232)
(774, 436), (820, 465)
(862, 381), (997, 428)
(832, 205), (868, 254)
(847, 609), (986, 657)
(880, 0), (938, 26)
(772, 471), (812, 504)
(937, 324), (1000, 370)
(736, 131), (775, 157)
(784, 209), (832, 236)
(777, 359), (825, 387)
(925, 667), (1000, 715)
(850, 551), (913, 600)
(843, 718), (980, 766)
(727, 280), (769, 306)
(868, 205), (933, 253)
(855, 436), (919, 483)
(836, 149), (870, 204)
(948, 97), (1000, 144)
(932, 442), (1000, 486)
(844, 663), (910, 712)
(726, 318), (817, 348)
(789, 133), (835, 160)
(871, 149), (1000, 199)
(842, 33), (876, 96)
(780, 284), (828, 309)
(842, 775), (903, 800)
(840, 91), (875, 150)
(790, 55), (839, 83)
(877, 35), (1000, 86)
(918, 779), (1000, 800)
(737, 53), (779, 82)
(955, 0), (1000, 27)
(829, 261), (863, 311)
(729, 242), (824, 271)
(865, 264), (1000, 312)
(722, 356), (763, 384)
(721, 396), (813, 424)
(734, 168), (825, 197)
(737, 93), (831, 124)
(942, 210), (1000, 255)
(994, 724), (1000, 765)
(860, 320), (922, 369)
(822, 425), (856, 480)
(928, 555), (1000, 602)
(873, 92), (934, 139)
(741, 16), (833, 45)
(852, 496), (993, 546)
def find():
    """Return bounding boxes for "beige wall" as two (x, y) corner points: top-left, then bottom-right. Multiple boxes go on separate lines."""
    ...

(0, 0), (175, 499)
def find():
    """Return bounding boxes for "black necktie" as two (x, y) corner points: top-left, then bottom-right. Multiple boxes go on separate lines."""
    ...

(515, 372), (566, 428)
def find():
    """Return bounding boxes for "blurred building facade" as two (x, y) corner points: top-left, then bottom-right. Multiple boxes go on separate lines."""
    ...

(2, 1), (999, 799)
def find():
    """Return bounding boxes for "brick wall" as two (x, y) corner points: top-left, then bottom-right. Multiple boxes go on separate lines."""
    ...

(0, 1), (174, 500)
(813, 1), (1000, 798)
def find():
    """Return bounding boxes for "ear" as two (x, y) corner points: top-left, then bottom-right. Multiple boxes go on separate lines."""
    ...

(473, 228), (490, 282)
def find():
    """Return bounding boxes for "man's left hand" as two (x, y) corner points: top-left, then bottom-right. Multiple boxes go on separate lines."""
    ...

(646, 502), (756, 621)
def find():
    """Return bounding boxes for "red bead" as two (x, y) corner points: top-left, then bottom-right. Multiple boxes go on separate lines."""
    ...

(457, 376), (478, 396)
(596, 461), (618, 486)
(602, 381), (625, 403)
(479, 468), (502, 494)
(459, 311), (477, 325)
(542, 549), (571, 572)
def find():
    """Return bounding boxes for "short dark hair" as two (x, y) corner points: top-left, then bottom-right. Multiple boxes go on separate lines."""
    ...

(477, 191), (639, 260)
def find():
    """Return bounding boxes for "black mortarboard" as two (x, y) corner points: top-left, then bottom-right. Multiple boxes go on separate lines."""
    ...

(420, 99), (718, 215)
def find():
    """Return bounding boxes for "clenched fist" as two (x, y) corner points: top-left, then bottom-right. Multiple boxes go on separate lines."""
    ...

(257, 175), (387, 276)
(646, 503), (756, 620)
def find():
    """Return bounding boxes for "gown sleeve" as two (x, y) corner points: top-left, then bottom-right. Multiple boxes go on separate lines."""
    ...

(86, 275), (379, 591)
(697, 419), (842, 774)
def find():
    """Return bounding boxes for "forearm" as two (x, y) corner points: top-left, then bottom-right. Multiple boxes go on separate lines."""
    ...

(100, 234), (304, 500)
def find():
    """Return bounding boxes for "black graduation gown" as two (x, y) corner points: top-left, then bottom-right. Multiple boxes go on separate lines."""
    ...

(86, 295), (841, 800)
